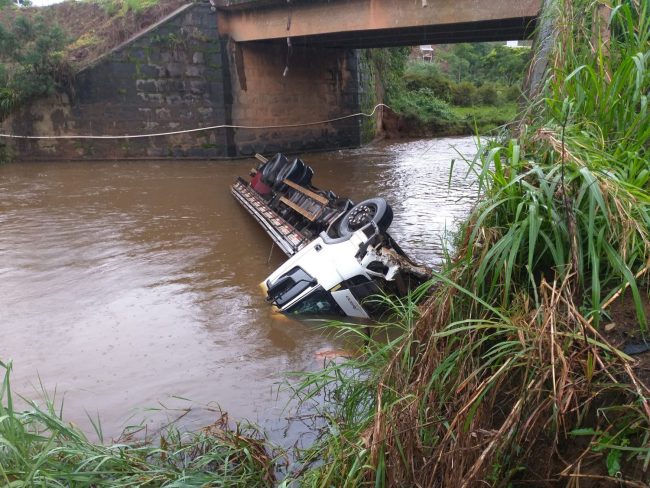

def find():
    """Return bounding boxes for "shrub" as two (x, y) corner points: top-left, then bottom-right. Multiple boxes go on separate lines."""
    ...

(0, 15), (67, 120)
(405, 73), (453, 102)
(371, 47), (410, 101)
(505, 84), (521, 102)
(450, 81), (477, 106)
(475, 82), (499, 105)
(95, 0), (160, 15)
(391, 87), (457, 124)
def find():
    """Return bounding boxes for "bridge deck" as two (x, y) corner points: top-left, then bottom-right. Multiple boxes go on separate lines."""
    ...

(216, 0), (541, 46)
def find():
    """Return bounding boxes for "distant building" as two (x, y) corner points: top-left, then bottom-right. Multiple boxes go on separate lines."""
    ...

(419, 45), (434, 61)
(506, 40), (532, 48)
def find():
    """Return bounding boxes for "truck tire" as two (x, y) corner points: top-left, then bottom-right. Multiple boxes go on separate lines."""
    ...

(338, 198), (393, 237)
(262, 154), (289, 186)
(274, 158), (303, 188)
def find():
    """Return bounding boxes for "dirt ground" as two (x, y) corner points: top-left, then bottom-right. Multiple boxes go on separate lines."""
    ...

(604, 287), (650, 385)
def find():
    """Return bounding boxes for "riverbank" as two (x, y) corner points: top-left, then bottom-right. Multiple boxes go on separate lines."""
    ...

(382, 103), (518, 138)
(283, 0), (650, 485)
(376, 43), (527, 138)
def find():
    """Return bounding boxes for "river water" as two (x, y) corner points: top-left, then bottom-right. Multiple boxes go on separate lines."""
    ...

(0, 136), (479, 444)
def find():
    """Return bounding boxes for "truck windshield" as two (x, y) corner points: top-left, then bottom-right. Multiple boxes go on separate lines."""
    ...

(268, 267), (317, 308)
(285, 288), (344, 316)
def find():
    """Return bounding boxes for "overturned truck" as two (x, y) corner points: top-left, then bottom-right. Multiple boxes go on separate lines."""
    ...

(231, 153), (430, 318)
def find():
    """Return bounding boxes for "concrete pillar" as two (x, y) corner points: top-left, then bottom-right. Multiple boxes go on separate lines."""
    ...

(224, 40), (367, 156)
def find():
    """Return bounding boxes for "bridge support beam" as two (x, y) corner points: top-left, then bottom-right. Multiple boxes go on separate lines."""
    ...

(217, 0), (540, 47)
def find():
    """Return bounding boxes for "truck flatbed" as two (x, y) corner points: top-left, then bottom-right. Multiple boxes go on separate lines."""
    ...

(231, 178), (308, 256)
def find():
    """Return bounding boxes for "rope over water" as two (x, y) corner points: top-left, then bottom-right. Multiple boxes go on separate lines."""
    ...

(0, 104), (389, 140)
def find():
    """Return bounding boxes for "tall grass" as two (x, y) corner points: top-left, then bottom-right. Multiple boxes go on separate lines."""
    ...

(0, 360), (276, 487)
(286, 0), (650, 485)
(88, 0), (161, 16)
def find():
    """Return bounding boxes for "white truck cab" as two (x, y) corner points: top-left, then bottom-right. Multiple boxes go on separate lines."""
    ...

(264, 227), (378, 318)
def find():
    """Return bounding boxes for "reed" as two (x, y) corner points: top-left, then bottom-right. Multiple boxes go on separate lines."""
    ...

(286, 0), (650, 485)
(0, 360), (276, 487)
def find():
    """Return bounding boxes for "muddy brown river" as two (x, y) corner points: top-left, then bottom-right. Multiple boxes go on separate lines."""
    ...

(0, 137), (478, 445)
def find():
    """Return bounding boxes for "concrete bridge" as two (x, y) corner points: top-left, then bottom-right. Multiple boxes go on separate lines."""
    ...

(6, 0), (543, 160)
(215, 0), (540, 47)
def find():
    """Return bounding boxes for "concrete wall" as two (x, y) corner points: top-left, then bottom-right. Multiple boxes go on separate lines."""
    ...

(227, 42), (369, 156)
(3, 3), (373, 160)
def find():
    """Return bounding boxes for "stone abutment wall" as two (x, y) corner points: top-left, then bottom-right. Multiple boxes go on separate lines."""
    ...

(6, 4), (231, 159)
(2, 3), (374, 160)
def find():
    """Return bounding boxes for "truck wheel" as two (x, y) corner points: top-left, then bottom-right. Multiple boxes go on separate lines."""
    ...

(262, 154), (289, 185)
(338, 198), (393, 237)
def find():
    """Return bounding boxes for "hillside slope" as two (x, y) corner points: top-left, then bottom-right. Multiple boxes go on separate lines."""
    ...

(0, 0), (190, 68)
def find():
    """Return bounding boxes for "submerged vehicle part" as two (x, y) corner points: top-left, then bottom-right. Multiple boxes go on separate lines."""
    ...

(231, 153), (430, 318)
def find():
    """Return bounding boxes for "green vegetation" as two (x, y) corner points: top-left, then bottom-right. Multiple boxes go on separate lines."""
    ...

(0, 0), (182, 161)
(283, 0), (650, 485)
(92, 0), (162, 16)
(0, 1), (31, 7)
(454, 103), (518, 134)
(0, 360), (276, 487)
(0, 15), (67, 121)
(378, 42), (530, 135)
(0, 3), (68, 162)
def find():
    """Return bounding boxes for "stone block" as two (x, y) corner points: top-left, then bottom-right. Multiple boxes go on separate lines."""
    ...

(146, 146), (168, 157)
(136, 80), (159, 93)
(108, 62), (137, 78)
(165, 94), (183, 105)
(198, 107), (213, 117)
(165, 63), (184, 78)
(188, 147), (209, 158)
(188, 80), (208, 95)
(160, 80), (186, 93)
(155, 108), (172, 120)
(192, 52), (205, 64)
(138, 65), (160, 79)
(185, 65), (205, 77)
(238, 143), (256, 156)
(144, 121), (160, 130)
(129, 49), (147, 62)
(138, 93), (164, 104)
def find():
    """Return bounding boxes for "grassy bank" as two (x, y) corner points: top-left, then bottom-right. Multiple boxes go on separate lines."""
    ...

(284, 0), (650, 485)
(0, 360), (277, 487)
(453, 103), (518, 134)
(378, 43), (529, 137)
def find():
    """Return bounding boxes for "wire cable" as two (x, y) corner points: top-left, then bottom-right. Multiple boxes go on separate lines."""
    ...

(0, 104), (388, 140)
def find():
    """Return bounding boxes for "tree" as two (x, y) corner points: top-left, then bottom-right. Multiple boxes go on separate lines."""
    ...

(0, 1), (32, 7)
